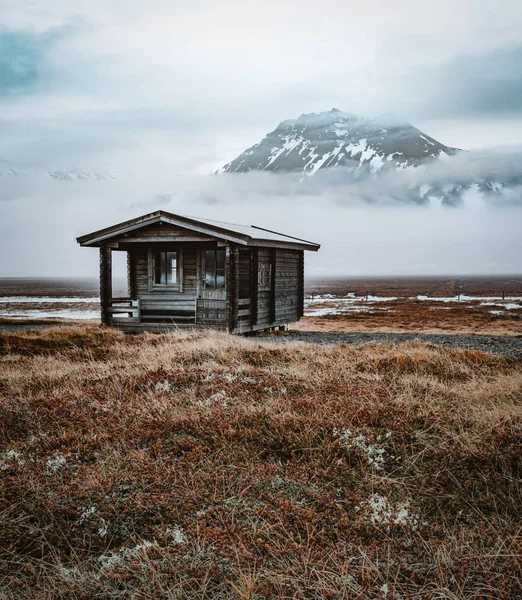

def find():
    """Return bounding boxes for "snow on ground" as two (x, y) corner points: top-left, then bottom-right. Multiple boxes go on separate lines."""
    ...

(304, 293), (522, 317)
(0, 296), (99, 303)
(304, 294), (397, 317)
(416, 295), (522, 304)
(0, 309), (99, 320)
(478, 302), (522, 310)
(1, 292), (521, 321)
(0, 296), (100, 320)
(306, 307), (343, 317)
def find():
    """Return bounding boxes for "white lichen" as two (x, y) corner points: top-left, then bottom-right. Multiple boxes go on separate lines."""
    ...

(357, 493), (419, 530)
(199, 391), (229, 408)
(129, 540), (157, 554)
(98, 521), (109, 538)
(98, 540), (158, 570)
(98, 552), (125, 569)
(79, 505), (98, 523)
(334, 428), (391, 469)
(0, 449), (25, 470)
(166, 525), (187, 545)
(154, 380), (174, 393)
(209, 391), (226, 402)
(46, 453), (67, 473)
(79, 505), (109, 537)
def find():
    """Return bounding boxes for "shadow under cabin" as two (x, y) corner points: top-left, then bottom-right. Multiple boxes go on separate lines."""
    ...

(77, 210), (320, 334)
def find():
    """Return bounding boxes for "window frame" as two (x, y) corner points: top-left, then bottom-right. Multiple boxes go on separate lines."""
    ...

(148, 247), (183, 291)
(204, 248), (226, 291)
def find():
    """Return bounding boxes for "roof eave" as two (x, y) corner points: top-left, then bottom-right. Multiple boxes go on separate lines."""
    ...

(77, 211), (251, 247)
(77, 212), (163, 246)
(161, 213), (250, 245)
(76, 210), (321, 250)
(249, 239), (320, 251)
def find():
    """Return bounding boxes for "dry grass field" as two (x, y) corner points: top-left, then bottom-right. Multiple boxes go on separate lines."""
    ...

(1, 325), (521, 599)
(297, 297), (522, 336)
(299, 276), (522, 335)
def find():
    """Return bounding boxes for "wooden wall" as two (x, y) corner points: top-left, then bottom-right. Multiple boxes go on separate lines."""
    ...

(125, 241), (229, 326)
(127, 244), (200, 298)
(274, 249), (300, 324)
(257, 249), (272, 326)
(116, 240), (305, 333)
(238, 249), (251, 299)
(251, 248), (302, 330)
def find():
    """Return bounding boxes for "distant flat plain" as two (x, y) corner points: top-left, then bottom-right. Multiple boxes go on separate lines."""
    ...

(299, 276), (522, 336)
(0, 276), (521, 336)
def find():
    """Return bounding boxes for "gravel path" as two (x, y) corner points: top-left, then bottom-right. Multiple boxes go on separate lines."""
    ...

(259, 331), (522, 357)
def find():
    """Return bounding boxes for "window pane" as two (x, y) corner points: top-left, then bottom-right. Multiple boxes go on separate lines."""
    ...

(216, 249), (226, 270)
(205, 250), (215, 271)
(166, 252), (177, 284)
(216, 270), (225, 289)
(205, 270), (216, 288)
(154, 251), (165, 284)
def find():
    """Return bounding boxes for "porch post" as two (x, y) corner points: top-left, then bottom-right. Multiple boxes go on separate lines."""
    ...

(99, 246), (112, 325)
(251, 248), (258, 326)
(228, 245), (239, 332)
(269, 248), (276, 324)
(298, 250), (304, 318)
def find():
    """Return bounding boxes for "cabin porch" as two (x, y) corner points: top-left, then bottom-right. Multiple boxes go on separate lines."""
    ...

(99, 244), (254, 334)
(105, 296), (254, 332)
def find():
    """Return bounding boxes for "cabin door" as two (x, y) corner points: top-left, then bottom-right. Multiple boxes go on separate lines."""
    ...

(199, 247), (227, 301)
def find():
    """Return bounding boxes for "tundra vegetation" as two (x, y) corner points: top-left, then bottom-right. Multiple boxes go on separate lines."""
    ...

(299, 297), (522, 336)
(0, 326), (521, 599)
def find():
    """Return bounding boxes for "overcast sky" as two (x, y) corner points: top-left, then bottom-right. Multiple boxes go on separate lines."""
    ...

(2, 0), (522, 173)
(1, 1), (522, 278)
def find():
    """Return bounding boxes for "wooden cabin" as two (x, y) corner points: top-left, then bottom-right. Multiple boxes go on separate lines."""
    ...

(77, 211), (320, 333)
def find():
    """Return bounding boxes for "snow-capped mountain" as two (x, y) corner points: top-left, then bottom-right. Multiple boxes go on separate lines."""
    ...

(218, 109), (460, 176)
(0, 159), (121, 181)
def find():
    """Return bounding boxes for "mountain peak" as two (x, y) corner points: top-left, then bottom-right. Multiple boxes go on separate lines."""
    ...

(218, 109), (459, 176)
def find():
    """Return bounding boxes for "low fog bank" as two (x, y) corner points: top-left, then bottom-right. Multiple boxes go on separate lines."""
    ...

(1, 158), (521, 278)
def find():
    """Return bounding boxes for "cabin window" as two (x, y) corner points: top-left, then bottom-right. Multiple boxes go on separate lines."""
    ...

(258, 265), (272, 291)
(151, 249), (182, 289)
(205, 249), (226, 289)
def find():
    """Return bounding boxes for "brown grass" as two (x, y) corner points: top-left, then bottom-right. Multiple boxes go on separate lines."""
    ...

(298, 298), (522, 336)
(1, 325), (521, 599)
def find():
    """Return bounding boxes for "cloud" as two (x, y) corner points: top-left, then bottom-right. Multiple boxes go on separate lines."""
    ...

(1, 0), (522, 171)
(0, 151), (521, 278)
(1, 1), (521, 280)
(401, 46), (522, 120)
(0, 24), (82, 97)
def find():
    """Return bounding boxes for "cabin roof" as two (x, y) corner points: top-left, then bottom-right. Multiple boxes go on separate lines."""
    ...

(77, 210), (321, 251)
